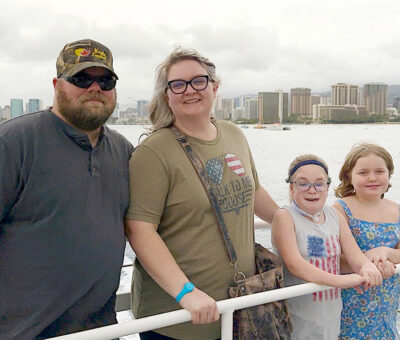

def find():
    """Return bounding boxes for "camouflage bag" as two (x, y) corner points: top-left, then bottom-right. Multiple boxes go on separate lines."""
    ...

(229, 243), (292, 340)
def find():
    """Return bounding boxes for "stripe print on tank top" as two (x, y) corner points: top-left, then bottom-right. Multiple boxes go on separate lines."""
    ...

(308, 233), (340, 302)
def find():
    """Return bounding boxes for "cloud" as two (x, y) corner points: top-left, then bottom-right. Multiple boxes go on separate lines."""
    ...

(1, 0), (399, 107)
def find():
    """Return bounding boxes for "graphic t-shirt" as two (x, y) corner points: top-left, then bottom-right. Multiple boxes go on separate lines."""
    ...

(126, 120), (260, 340)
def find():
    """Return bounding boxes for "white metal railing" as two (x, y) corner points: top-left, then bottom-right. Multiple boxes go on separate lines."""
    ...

(113, 217), (270, 313)
(50, 264), (400, 340)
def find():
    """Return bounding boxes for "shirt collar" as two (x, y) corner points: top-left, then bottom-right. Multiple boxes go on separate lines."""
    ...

(46, 109), (106, 150)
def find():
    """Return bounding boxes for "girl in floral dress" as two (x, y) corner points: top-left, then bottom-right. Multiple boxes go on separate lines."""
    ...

(334, 143), (400, 340)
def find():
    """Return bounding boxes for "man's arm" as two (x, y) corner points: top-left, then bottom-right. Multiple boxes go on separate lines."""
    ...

(0, 136), (20, 223)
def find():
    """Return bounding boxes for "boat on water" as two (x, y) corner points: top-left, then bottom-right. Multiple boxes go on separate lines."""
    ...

(253, 123), (291, 130)
(264, 124), (291, 131)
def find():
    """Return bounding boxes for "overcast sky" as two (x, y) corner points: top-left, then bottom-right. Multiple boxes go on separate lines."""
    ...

(1, 0), (399, 108)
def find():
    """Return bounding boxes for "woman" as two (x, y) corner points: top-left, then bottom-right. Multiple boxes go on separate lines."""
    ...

(124, 46), (278, 340)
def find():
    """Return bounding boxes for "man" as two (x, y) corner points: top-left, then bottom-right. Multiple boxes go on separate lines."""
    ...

(0, 39), (134, 339)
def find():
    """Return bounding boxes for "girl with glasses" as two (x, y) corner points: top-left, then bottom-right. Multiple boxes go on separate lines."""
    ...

(124, 46), (279, 340)
(334, 143), (400, 340)
(272, 154), (382, 340)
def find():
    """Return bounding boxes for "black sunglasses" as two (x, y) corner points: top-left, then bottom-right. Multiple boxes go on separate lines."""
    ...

(60, 74), (117, 91)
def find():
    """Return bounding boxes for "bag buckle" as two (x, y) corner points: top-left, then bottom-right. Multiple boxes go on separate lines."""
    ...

(234, 271), (246, 283)
(230, 259), (238, 269)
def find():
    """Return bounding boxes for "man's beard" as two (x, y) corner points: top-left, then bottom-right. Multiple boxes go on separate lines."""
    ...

(56, 89), (116, 131)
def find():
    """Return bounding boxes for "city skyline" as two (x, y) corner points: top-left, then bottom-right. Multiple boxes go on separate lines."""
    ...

(1, 0), (399, 107)
(1, 81), (398, 111)
(2, 82), (399, 123)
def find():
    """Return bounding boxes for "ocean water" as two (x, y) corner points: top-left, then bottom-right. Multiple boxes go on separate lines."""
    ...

(112, 123), (400, 339)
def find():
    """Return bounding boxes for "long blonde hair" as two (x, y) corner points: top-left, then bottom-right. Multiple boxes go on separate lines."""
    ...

(148, 46), (221, 133)
(335, 143), (394, 198)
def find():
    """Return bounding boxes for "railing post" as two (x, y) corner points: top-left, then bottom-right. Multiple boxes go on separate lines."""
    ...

(221, 308), (234, 340)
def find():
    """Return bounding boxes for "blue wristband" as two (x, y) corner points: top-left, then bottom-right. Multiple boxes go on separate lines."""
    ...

(176, 282), (195, 303)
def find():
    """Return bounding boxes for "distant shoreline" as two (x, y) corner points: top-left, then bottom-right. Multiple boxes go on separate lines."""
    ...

(105, 121), (400, 126)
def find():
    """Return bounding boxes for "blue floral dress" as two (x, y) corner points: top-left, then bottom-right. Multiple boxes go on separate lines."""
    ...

(338, 199), (400, 340)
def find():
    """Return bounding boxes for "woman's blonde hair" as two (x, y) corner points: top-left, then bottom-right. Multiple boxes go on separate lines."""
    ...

(335, 143), (394, 198)
(147, 46), (221, 134)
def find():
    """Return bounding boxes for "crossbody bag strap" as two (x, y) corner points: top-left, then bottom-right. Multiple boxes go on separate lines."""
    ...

(170, 126), (238, 269)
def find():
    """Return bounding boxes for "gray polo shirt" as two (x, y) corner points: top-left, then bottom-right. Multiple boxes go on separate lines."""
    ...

(0, 110), (134, 339)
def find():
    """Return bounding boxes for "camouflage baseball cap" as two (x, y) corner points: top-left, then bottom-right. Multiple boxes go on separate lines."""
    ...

(56, 39), (118, 79)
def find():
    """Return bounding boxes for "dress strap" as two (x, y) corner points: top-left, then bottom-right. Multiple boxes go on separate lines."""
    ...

(398, 204), (400, 223)
(336, 199), (353, 218)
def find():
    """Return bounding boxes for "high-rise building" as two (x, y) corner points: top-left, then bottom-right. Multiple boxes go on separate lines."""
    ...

(331, 83), (358, 105)
(232, 107), (245, 121)
(111, 102), (120, 119)
(363, 83), (388, 115)
(393, 96), (400, 111)
(258, 91), (288, 123)
(290, 88), (311, 116)
(2, 105), (11, 120)
(214, 108), (225, 120)
(358, 88), (364, 106)
(244, 98), (258, 120)
(310, 95), (321, 120)
(137, 100), (149, 118)
(315, 105), (367, 121)
(234, 97), (244, 108)
(221, 98), (234, 119)
(320, 96), (331, 105)
(28, 98), (43, 113)
(10, 98), (24, 118)
(310, 95), (321, 107)
(215, 95), (222, 110)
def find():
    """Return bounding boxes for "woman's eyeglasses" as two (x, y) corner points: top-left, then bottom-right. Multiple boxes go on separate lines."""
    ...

(167, 75), (210, 94)
(60, 74), (117, 91)
(292, 180), (330, 192)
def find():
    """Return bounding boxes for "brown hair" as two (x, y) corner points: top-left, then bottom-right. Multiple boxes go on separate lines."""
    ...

(335, 143), (394, 198)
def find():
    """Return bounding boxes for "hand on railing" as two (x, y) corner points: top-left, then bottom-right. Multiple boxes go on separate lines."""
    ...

(334, 273), (365, 290)
(179, 288), (220, 324)
(49, 265), (400, 340)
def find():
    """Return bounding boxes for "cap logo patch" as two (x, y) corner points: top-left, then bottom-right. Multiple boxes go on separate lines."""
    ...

(92, 48), (107, 60)
(75, 48), (91, 57)
(73, 47), (107, 60)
